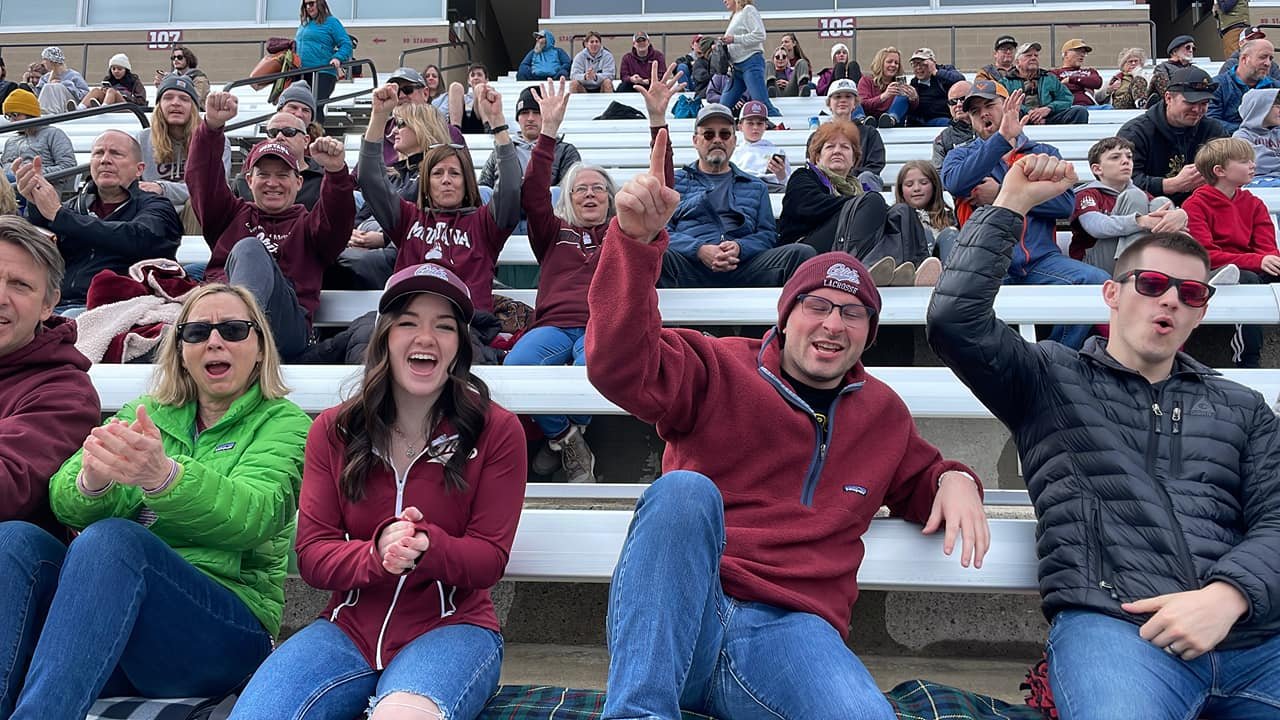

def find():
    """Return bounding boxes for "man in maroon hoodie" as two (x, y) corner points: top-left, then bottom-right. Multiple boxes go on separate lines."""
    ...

(0, 215), (98, 535)
(188, 91), (355, 360)
(618, 31), (665, 93)
(586, 132), (990, 720)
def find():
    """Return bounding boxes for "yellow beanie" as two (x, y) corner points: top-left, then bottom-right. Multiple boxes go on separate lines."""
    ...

(3, 89), (40, 118)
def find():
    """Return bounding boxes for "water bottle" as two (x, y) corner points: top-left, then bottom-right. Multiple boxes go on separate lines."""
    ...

(808, 116), (820, 130)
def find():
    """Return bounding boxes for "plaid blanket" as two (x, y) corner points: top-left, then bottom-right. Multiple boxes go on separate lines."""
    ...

(86, 680), (1043, 720)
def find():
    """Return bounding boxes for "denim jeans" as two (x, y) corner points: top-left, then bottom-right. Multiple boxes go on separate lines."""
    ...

(1005, 251), (1109, 349)
(503, 326), (590, 437)
(883, 95), (909, 123)
(224, 237), (311, 361)
(1048, 609), (1280, 719)
(659, 244), (816, 288)
(602, 472), (894, 720)
(0, 519), (271, 720)
(720, 53), (781, 116)
(230, 619), (502, 720)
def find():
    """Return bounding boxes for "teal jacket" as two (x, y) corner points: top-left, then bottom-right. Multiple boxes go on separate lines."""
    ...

(50, 385), (310, 637)
(999, 68), (1074, 115)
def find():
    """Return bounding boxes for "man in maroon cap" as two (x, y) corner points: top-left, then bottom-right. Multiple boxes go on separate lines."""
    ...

(584, 130), (989, 720)
(188, 91), (355, 360)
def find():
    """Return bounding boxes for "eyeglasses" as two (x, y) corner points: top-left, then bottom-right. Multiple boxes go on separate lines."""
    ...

(3, 113), (17, 122)
(177, 320), (259, 343)
(947, 98), (967, 106)
(1114, 269), (1215, 308)
(699, 128), (734, 142)
(391, 117), (409, 128)
(796, 294), (876, 326)
(265, 126), (304, 138)
(171, 54), (185, 61)
(570, 183), (608, 196)
(396, 84), (421, 96)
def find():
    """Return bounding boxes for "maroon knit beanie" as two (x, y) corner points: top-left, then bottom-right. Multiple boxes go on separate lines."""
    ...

(776, 252), (883, 344)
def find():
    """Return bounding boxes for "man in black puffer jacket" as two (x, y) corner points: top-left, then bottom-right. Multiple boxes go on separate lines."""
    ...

(927, 154), (1280, 718)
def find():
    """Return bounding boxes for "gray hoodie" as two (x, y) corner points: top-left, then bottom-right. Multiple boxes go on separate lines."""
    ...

(570, 47), (616, 88)
(1233, 87), (1280, 180)
(135, 128), (231, 211)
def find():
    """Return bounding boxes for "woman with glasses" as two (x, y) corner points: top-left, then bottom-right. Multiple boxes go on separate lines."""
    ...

(0, 284), (308, 718)
(779, 121), (936, 286)
(295, 0), (352, 125)
(232, 262), (524, 720)
(358, 81), (520, 361)
(504, 80), (616, 483)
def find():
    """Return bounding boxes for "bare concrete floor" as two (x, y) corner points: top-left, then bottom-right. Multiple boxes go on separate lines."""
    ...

(500, 644), (1034, 703)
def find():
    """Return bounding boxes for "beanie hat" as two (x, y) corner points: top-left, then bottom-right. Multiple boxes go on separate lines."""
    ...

(516, 86), (540, 116)
(108, 53), (131, 71)
(777, 252), (883, 344)
(41, 46), (65, 65)
(157, 73), (200, 106)
(276, 80), (317, 118)
(3, 88), (40, 118)
(830, 43), (849, 61)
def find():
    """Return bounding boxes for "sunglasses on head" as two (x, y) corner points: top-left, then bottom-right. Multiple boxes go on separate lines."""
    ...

(177, 320), (258, 343)
(699, 128), (734, 141)
(265, 126), (304, 138)
(428, 143), (466, 150)
(1114, 269), (1214, 307)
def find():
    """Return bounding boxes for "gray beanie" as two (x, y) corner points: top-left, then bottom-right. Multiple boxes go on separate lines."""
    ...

(277, 80), (317, 118)
(157, 73), (200, 106)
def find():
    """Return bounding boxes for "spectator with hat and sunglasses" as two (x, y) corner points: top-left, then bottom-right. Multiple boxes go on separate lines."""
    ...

(998, 41), (1089, 124)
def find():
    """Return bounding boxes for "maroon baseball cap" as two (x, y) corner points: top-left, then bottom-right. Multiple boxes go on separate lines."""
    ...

(245, 140), (303, 172)
(739, 100), (775, 128)
(778, 252), (883, 343)
(379, 262), (474, 322)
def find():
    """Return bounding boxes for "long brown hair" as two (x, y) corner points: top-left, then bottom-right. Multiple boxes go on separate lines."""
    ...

(334, 295), (490, 500)
(894, 160), (955, 230)
(300, 0), (331, 24)
(418, 143), (482, 210)
(149, 90), (198, 166)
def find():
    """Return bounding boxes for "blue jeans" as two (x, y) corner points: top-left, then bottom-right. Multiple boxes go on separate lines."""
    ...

(230, 619), (502, 720)
(503, 326), (589, 438)
(1006, 251), (1109, 349)
(720, 53), (781, 116)
(918, 117), (951, 127)
(0, 519), (271, 719)
(602, 472), (894, 720)
(883, 95), (909, 122)
(1048, 609), (1280, 719)
(225, 237), (311, 361)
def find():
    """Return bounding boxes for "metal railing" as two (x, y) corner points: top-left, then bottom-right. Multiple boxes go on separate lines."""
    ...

(0, 102), (152, 185)
(398, 39), (473, 75)
(220, 58), (379, 132)
(0, 40), (270, 81)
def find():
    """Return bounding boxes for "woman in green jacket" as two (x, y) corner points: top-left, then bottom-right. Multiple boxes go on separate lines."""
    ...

(0, 284), (310, 718)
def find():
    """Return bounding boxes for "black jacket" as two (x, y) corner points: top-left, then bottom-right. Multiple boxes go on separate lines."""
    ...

(30, 179), (182, 306)
(931, 119), (974, 170)
(926, 205), (1280, 650)
(1117, 101), (1228, 204)
(778, 164), (851, 243)
(856, 122), (886, 176)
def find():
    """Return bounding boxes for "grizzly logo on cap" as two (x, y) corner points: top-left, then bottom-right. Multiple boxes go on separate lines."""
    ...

(824, 263), (861, 294)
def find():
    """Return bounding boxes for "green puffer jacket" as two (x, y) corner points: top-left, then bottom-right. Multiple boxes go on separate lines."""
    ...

(49, 384), (310, 637)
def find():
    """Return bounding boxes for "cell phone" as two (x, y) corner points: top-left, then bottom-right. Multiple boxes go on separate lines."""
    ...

(101, 80), (111, 88)
(896, 75), (907, 84)
(772, 152), (786, 163)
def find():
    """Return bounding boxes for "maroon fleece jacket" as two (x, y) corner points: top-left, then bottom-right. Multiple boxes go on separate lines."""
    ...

(296, 404), (526, 668)
(521, 134), (610, 329)
(0, 316), (99, 535)
(1183, 184), (1280, 272)
(585, 220), (979, 637)
(187, 122), (355, 323)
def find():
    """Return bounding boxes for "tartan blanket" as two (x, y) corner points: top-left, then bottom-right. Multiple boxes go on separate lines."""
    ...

(88, 680), (1043, 720)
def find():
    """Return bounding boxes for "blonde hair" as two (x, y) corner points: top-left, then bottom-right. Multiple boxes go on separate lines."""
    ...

(1117, 47), (1147, 68)
(149, 284), (289, 406)
(149, 92), (198, 166)
(1194, 137), (1255, 184)
(870, 47), (901, 89)
(0, 173), (17, 216)
(391, 103), (451, 157)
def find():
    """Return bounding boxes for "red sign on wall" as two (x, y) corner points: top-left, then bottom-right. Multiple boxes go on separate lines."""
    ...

(818, 17), (857, 38)
(147, 29), (184, 49)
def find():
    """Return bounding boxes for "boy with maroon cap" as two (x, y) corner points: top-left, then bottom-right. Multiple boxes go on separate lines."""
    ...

(586, 131), (989, 720)
(188, 91), (355, 360)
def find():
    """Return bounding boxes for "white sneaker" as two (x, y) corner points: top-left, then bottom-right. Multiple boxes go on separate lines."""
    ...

(1210, 264), (1240, 286)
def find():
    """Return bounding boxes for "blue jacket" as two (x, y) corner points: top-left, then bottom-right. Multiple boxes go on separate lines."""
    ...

(941, 132), (1074, 275)
(519, 30), (571, 81)
(667, 162), (777, 261)
(1210, 61), (1278, 133)
(295, 15), (352, 77)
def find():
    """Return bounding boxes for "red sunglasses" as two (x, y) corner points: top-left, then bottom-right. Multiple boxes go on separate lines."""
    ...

(1115, 269), (1214, 308)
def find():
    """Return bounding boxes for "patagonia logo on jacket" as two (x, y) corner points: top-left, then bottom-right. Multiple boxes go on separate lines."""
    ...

(843, 484), (868, 495)
(214, 441), (236, 452)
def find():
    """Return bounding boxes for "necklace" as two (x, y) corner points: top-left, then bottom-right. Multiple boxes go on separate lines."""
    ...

(391, 424), (427, 459)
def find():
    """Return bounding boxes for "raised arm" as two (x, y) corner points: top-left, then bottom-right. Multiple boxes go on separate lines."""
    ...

(357, 84), (406, 235)
(523, 79), (569, 260)
(472, 83), (520, 230)
(638, 61), (683, 187)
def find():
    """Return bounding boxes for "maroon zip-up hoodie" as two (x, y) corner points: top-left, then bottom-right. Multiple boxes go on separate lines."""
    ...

(0, 316), (99, 536)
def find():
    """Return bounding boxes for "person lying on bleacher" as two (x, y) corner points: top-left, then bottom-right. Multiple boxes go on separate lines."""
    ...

(189, 91), (356, 361)
(1, 89), (76, 196)
(858, 46), (912, 128)
(0, 216), (98, 542)
(14, 130), (181, 316)
(31, 46), (89, 115)
(359, 82), (519, 330)
(1209, 39), (1276, 133)
(518, 29), (571, 83)
(932, 80), (974, 171)
(137, 74), (230, 238)
(231, 264), (524, 720)
(0, 284), (307, 719)
(944, 83), (1107, 348)
(504, 79), (614, 484)
(587, 133), (988, 719)
(975, 34), (1017, 83)
(1183, 137), (1276, 368)
(730, 100), (792, 193)
(1094, 47), (1149, 110)
(928, 154), (1280, 720)
(570, 31), (616, 94)
(906, 48), (963, 128)
(780, 120), (934, 286)
(478, 85), (581, 228)
(1234, 87), (1280, 187)
(232, 112), (323, 211)
(79, 53), (146, 109)
(818, 79), (885, 189)
(1118, 65), (1228, 205)
(1050, 39), (1102, 108)
(1149, 34), (1196, 104)
(1069, 136), (1185, 276)
(998, 42), (1088, 125)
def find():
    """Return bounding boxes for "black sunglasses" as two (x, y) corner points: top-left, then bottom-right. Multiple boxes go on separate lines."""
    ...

(396, 84), (421, 96)
(699, 128), (734, 141)
(1115, 269), (1215, 308)
(947, 98), (967, 106)
(177, 320), (259, 343)
(171, 54), (185, 61)
(266, 126), (304, 138)
(391, 117), (408, 128)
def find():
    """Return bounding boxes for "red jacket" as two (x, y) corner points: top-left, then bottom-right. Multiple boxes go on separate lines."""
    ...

(585, 222), (978, 638)
(296, 404), (526, 669)
(521, 134), (609, 329)
(0, 317), (99, 535)
(1183, 184), (1279, 272)
(187, 123), (355, 324)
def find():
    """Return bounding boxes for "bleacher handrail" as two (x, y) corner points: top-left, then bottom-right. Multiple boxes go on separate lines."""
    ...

(0, 40), (270, 82)
(219, 58), (380, 133)
(0, 102), (152, 184)
(397, 40), (473, 76)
